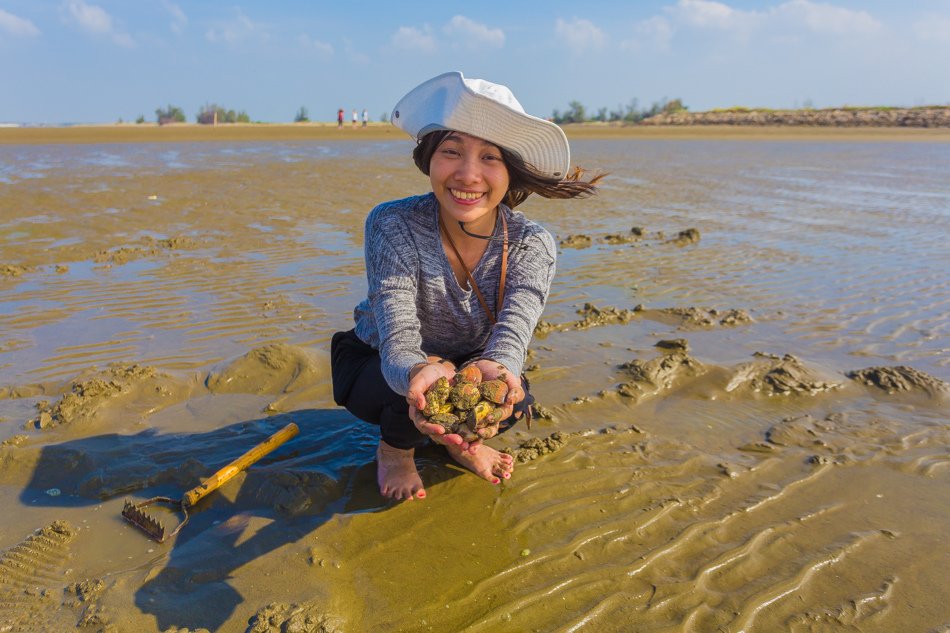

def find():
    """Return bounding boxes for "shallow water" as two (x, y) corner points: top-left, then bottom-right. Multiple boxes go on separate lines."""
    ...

(0, 137), (948, 632)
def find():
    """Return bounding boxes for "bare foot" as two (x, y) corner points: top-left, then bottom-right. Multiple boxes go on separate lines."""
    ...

(445, 443), (514, 485)
(376, 440), (426, 500)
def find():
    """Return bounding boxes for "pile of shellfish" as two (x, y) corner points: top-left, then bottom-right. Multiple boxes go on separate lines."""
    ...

(422, 365), (508, 441)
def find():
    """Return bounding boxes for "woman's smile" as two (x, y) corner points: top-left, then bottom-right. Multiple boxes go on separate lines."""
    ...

(449, 189), (487, 202)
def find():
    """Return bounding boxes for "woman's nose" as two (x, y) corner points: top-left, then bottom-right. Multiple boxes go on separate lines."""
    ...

(453, 155), (481, 182)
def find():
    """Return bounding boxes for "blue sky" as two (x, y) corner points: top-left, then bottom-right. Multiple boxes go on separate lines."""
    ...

(2, 0), (950, 124)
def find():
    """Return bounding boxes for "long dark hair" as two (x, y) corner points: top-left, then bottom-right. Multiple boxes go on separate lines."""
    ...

(412, 130), (603, 209)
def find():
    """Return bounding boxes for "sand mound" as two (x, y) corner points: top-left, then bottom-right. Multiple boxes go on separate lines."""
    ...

(1, 264), (33, 277)
(205, 343), (332, 411)
(508, 431), (568, 463)
(27, 364), (185, 429)
(617, 352), (706, 402)
(247, 601), (343, 633)
(659, 306), (753, 328)
(725, 353), (841, 396)
(847, 365), (949, 397)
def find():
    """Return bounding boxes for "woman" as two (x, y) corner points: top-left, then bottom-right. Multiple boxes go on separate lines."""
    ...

(331, 71), (600, 501)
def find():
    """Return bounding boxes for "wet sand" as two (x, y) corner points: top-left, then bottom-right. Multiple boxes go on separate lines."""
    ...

(4, 122), (950, 145)
(0, 127), (948, 632)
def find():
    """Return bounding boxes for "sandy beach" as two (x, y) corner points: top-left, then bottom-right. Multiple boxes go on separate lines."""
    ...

(0, 125), (948, 632)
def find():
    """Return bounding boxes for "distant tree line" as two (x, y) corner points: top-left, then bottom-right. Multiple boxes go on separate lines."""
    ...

(155, 104), (185, 125)
(151, 103), (250, 125)
(196, 103), (250, 124)
(551, 98), (687, 124)
(144, 97), (687, 126)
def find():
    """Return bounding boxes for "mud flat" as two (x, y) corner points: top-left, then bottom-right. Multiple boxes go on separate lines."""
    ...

(0, 136), (948, 631)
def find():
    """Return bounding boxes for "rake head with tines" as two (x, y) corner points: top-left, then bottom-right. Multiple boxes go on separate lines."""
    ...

(122, 497), (188, 543)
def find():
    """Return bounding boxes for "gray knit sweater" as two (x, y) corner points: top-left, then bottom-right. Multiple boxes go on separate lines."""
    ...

(353, 192), (557, 396)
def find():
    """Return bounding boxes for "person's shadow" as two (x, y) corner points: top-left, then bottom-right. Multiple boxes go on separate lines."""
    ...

(21, 408), (462, 631)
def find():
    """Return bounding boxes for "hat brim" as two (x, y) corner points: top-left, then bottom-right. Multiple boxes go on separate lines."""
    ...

(391, 72), (570, 179)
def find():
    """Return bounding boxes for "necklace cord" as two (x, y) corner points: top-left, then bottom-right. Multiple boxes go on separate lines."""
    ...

(441, 214), (509, 325)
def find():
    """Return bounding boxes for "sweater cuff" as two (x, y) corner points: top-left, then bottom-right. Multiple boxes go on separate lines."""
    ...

(386, 352), (427, 396)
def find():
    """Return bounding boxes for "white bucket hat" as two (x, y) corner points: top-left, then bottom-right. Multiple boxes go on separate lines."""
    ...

(391, 71), (571, 179)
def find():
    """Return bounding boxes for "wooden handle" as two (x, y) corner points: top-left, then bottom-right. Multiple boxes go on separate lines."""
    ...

(182, 422), (298, 507)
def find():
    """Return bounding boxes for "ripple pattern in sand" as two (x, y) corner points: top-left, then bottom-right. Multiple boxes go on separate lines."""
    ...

(327, 399), (948, 632)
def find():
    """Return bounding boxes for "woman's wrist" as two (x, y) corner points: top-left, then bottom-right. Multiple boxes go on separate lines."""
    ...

(409, 361), (428, 381)
(409, 358), (454, 382)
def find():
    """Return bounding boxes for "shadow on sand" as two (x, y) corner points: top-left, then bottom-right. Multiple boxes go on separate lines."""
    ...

(21, 407), (464, 631)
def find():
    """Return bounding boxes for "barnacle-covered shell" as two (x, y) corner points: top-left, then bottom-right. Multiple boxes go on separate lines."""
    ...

(428, 413), (460, 434)
(455, 365), (482, 385)
(466, 401), (496, 429)
(426, 376), (451, 401)
(422, 376), (452, 416)
(454, 419), (479, 442)
(450, 382), (481, 410)
(479, 379), (508, 404)
(486, 406), (507, 425)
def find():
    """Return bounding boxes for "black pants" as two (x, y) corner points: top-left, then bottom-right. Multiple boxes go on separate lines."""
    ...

(330, 329), (531, 450)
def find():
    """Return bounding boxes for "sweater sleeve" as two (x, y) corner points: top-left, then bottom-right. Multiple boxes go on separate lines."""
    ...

(480, 229), (557, 377)
(364, 206), (427, 396)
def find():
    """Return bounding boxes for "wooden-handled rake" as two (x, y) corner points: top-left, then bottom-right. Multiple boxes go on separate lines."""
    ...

(122, 422), (299, 543)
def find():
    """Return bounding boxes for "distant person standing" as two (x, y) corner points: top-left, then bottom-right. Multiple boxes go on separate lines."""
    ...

(362, 108), (369, 127)
(337, 108), (344, 129)
(352, 109), (358, 128)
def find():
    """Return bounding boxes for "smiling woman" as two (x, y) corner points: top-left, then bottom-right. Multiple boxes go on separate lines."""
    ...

(330, 71), (602, 502)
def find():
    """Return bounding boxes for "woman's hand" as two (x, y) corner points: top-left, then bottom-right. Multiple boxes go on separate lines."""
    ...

(405, 358), (476, 452)
(473, 359), (523, 405)
(470, 359), (524, 439)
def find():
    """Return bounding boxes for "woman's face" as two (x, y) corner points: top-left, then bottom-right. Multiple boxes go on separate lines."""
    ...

(429, 132), (510, 229)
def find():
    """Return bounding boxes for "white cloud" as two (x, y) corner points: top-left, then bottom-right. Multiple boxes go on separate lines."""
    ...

(391, 25), (436, 53)
(443, 15), (505, 49)
(555, 17), (607, 54)
(914, 14), (950, 42)
(63, 0), (134, 46)
(630, 0), (881, 53)
(672, 0), (746, 29)
(621, 15), (673, 52)
(0, 9), (40, 36)
(206, 8), (266, 44)
(162, 1), (187, 35)
(65, 0), (111, 34)
(298, 34), (334, 57)
(667, 0), (878, 35)
(774, 0), (880, 35)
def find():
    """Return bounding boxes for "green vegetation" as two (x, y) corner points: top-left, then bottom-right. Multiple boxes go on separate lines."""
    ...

(551, 97), (687, 124)
(197, 103), (250, 125)
(705, 104), (950, 114)
(135, 114), (146, 124)
(155, 104), (186, 125)
(294, 106), (309, 123)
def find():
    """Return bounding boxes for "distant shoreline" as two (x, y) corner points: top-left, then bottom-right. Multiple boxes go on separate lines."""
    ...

(639, 106), (950, 128)
(2, 120), (950, 145)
